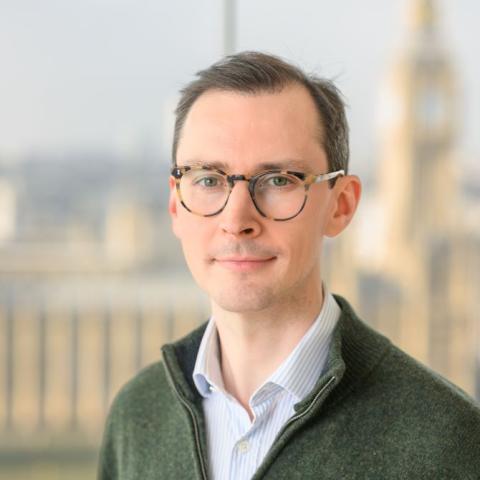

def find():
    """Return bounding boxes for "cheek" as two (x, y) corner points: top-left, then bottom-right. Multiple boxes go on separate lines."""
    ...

(175, 206), (201, 238)
(176, 216), (211, 272)
(179, 223), (201, 257)
(179, 236), (206, 286)
(281, 221), (323, 267)
(298, 232), (322, 266)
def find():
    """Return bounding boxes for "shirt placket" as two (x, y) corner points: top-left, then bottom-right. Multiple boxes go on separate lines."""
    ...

(226, 385), (283, 480)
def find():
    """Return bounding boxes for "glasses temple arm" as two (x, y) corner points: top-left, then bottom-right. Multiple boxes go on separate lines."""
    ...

(313, 169), (345, 183)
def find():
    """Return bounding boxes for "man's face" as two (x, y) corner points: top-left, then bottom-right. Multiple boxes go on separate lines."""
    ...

(169, 85), (341, 314)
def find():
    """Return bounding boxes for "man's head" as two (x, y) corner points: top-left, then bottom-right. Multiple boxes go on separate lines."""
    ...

(169, 52), (360, 317)
(172, 51), (349, 175)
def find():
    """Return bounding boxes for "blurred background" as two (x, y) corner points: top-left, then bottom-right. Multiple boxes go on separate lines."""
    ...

(0, 0), (479, 478)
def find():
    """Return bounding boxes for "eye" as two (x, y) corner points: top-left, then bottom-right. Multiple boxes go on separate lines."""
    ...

(195, 176), (219, 187)
(258, 173), (296, 189)
(189, 172), (226, 190)
(269, 175), (291, 187)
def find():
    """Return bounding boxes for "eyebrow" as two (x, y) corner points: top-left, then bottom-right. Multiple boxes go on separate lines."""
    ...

(180, 158), (312, 173)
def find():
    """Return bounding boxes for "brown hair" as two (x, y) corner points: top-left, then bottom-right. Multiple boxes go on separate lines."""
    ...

(172, 51), (349, 173)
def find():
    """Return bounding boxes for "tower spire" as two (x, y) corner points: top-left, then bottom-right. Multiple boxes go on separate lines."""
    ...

(408, 0), (437, 33)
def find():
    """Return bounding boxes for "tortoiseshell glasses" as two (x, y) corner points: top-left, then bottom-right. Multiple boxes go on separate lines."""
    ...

(171, 165), (345, 221)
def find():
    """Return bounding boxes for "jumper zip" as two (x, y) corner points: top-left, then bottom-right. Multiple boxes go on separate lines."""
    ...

(284, 375), (336, 427)
(162, 353), (208, 480)
(253, 375), (336, 479)
(163, 344), (336, 480)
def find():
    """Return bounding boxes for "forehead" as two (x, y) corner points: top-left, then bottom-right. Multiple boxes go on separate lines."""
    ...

(176, 85), (327, 172)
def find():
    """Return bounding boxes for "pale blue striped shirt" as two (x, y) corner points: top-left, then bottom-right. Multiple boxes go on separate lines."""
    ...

(192, 292), (341, 480)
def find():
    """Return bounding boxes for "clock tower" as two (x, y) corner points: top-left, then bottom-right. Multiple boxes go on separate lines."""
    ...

(379, 0), (457, 254)
(373, 0), (471, 382)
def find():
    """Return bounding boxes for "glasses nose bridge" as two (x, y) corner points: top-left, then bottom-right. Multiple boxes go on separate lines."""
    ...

(227, 173), (255, 194)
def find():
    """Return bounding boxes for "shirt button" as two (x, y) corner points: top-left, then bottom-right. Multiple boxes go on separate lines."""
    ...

(237, 440), (250, 453)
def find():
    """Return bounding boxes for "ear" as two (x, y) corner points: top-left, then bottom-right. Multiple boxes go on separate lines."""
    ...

(168, 176), (181, 238)
(324, 175), (362, 237)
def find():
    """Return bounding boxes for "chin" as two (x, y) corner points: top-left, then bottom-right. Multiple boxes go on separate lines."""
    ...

(210, 285), (277, 314)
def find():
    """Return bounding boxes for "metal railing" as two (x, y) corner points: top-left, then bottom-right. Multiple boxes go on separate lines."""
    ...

(0, 276), (208, 448)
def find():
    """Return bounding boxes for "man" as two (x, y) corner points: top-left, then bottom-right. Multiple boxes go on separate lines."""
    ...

(98, 52), (480, 479)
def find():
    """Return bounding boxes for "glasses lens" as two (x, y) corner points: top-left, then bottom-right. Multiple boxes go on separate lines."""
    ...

(253, 172), (306, 220)
(180, 169), (229, 215)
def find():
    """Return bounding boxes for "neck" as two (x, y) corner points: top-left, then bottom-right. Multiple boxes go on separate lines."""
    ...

(212, 279), (324, 419)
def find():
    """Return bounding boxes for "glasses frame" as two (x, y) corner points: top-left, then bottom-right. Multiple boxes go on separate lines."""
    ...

(171, 165), (345, 221)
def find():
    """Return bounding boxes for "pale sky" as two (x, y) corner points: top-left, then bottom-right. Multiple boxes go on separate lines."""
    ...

(0, 0), (478, 174)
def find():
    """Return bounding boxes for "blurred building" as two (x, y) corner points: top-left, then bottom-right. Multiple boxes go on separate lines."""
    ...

(0, 151), (207, 478)
(328, 0), (480, 396)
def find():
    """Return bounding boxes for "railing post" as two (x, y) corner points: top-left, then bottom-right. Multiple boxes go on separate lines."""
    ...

(69, 305), (79, 430)
(102, 305), (112, 414)
(4, 287), (14, 432)
(37, 299), (47, 431)
(134, 303), (143, 373)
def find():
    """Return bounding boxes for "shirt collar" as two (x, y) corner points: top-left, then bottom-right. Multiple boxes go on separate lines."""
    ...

(192, 289), (341, 402)
(192, 318), (225, 397)
(266, 292), (340, 401)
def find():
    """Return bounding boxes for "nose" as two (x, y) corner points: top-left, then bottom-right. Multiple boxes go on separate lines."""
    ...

(218, 180), (262, 237)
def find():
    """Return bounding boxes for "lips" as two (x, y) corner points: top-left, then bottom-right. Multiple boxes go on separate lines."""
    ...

(216, 256), (274, 262)
(214, 256), (276, 272)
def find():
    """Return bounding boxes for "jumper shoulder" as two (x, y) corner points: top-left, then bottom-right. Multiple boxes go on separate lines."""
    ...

(97, 323), (208, 480)
(97, 360), (203, 480)
(354, 342), (480, 475)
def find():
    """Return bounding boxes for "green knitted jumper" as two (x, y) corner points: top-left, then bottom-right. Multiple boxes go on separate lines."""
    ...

(98, 296), (480, 479)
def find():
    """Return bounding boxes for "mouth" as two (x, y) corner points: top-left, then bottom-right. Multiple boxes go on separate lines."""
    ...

(213, 256), (277, 272)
